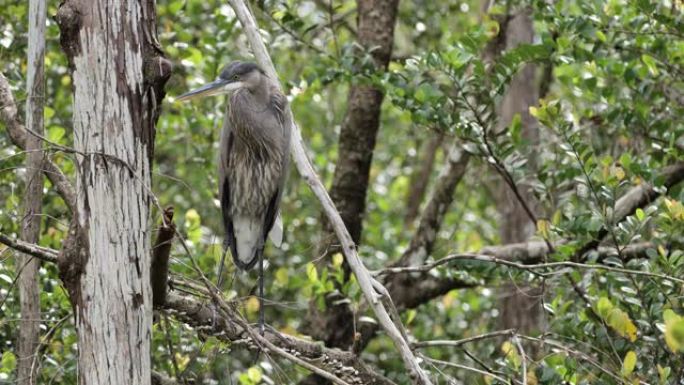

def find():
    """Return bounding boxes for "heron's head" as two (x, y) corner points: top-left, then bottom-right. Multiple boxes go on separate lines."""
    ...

(176, 61), (266, 102)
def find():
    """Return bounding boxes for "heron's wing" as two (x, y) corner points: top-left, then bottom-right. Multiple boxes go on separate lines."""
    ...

(264, 87), (291, 249)
(219, 116), (238, 269)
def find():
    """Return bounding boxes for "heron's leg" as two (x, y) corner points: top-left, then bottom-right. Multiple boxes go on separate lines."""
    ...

(258, 248), (265, 336)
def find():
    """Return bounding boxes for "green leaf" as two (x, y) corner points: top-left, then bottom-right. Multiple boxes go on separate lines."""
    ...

(509, 113), (522, 144)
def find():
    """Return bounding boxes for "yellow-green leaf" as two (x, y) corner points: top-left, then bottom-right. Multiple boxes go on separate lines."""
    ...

(664, 310), (684, 353)
(635, 208), (645, 221)
(275, 267), (289, 286)
(306, 262), (318, 283)
(332, 253), (344, 268)
(247, 367), (262, 383)
(596, 297), (613, 319)
(641, 54), (659, 75)
(658, 365), (671, 385)
(607, 308), (638, 342)
(245, 296), (260, 314)
(406, 309), (417, 325)
(622, 350), (636, 377)
(501, 341), (520, 369)
(537, 219), (551, 239)
(44, 106), (55, 119)
(48, 125), (66, 143)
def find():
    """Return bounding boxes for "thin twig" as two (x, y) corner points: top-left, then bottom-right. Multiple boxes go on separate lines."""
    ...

(375, 251), (684, 285)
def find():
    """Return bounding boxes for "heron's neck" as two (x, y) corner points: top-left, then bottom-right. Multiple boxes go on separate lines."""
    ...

(245, 78), (270, 105)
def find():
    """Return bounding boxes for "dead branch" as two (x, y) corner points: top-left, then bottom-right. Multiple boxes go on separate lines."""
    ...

(0, 233), (58, 263)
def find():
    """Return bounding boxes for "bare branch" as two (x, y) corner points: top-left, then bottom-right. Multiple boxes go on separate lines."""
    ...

(376, 246), (683, 285)
(225, 0), (431, 382)
(0, 233), (58, 263)
(0, 73), (77, 213)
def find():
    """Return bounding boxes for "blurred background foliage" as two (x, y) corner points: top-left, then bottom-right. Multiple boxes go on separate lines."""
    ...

(1, 0), (683, 384)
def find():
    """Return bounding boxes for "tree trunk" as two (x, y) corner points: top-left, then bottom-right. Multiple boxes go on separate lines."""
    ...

(327, 0), (399, 249)
(16, 1), (46, 383)
(55, 1), (169, 384)
(495, 10), (543, 333)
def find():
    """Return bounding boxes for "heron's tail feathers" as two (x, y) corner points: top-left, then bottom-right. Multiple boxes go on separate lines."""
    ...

(232, 215), (263, 270)
(267, 212), (283, 247)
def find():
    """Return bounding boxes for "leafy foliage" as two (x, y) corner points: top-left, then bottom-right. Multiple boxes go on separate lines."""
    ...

(0, 0), (683, 384)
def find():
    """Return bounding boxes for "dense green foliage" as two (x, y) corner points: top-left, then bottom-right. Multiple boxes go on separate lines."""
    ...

(1, 0), (683, 384)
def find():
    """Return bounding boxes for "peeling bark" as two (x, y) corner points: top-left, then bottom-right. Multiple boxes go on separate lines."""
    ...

(17, 1), (46, 383)
(55, 1), (169, 384)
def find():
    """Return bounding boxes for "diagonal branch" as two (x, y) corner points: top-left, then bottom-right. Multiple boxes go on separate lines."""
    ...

(225, 0), (432, 383)
(0, 73), (77, 213)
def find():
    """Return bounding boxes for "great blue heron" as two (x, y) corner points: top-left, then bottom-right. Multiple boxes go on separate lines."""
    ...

(177, 61), (290, 333)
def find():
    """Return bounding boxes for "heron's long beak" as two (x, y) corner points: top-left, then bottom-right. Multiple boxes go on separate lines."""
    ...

(175, 79), (244, 102)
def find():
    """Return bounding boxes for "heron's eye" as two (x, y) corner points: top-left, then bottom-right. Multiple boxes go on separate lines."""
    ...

(232, 74), (239, 80)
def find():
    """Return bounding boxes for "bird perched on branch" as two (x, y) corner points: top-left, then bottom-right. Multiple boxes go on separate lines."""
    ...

(177, 61), (290, 333)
